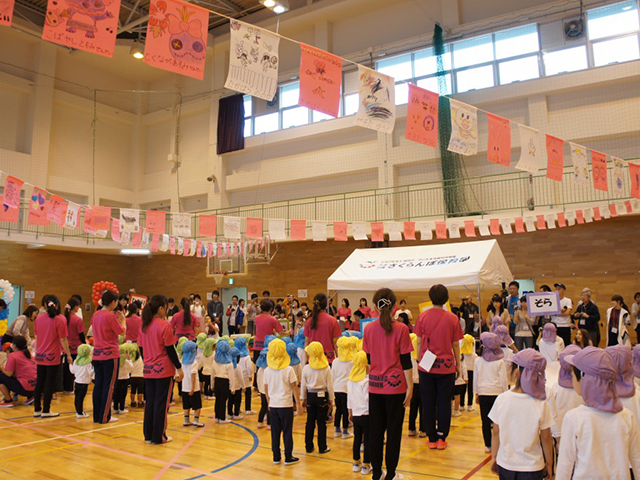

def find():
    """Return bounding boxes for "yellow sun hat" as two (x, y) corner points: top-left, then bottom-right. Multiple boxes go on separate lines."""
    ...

(267, 338), (290, 370)
(461, 334), (475, 355)
(410, 333), (418, 360)
(305, 341), (329, 370)
(349, 350), (368, 383)
(337, 336), (356, 362)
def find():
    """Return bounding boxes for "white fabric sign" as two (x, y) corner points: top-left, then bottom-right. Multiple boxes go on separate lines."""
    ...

(570, 143), (590, 186)
(268, 219), (286, 241)
(172, 213), (192, 237)
(120, 209), (140, 233)
(448, 222), (461, 239)
(448, 99), (478, 156)
(477, 220), (490, 237)
(352, 222), (368, 241)
(64, 202), (80, 229)
(515, 125), (544, 174)
(566, 211), (576, 227)
(500, 219), (513, 235)
(355, 66), (396, 134)
(416, 221), (434, 241)
(524, 216), (536, 232)
(312, 221), (328, 242)
(386, 222), (403, 241)
(223, 216), (241, 239)
(545, 213), (557, 229)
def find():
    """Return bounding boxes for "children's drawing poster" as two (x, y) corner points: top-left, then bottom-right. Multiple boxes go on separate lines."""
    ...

(90, 206), (111, 231)
(41, 0), (120, 57)
(405, 84), (439, 147)
(515, 125), (544, 174)
(46, 195), (68, 226)
(111, 218), (121, 242)
(145, 210), (166, 234)
(198, 214), (216, 237)
(223, 216), (241, 239)
(0, 0), (14, 26)
(290, 220), (306, 240)
(591, 150), (608, 192)
(0, 196), (18, 223)
(629, 162), (640, 199)
(403, 221), (416, 240)
(612, 157), (625, 195)
(27, 187), (49, 226)
(486, 113), (511, 167)
(172, 212), (191, 237)
(119, 208), (140, 233)
(268, 218), (286, 241)
(545, 134), (564, 182)
(144, 0), (209, 80)
(245, 217), (263, 239)
(3, 175), (23, 209)
(448, 99), (478, 156)
(570, 143), (590, 186)
(64, 202), (80, 229)
(298, 43), (342, 118)
(370, 222), (384, 242)
(333, 222), (348, 242)
(225, 19), (280, 101)
(355, 65), (396, 134)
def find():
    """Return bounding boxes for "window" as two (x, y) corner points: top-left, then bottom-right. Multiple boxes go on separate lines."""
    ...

(494, 24), (540, 59)
(395, 82), (409, 105)
(344, 93), (359, 116)
(457, 65), (494, 92)
(499, 56), (540, 84)
(282, 106), (309, 129)
(414, 47), (452, 76)
(587, 1), (639, 40)
(243, 95), (252, 137)
(254, 112), (279, 134)
(313, 110), (334, 122)
(593, 35), (640, 66)
(377, 53), (413, 80)
(280, 82), (300, 108)
(417, 75), (452, 95)
(543, 46), (588, 75)
(453, 34), (494, 68)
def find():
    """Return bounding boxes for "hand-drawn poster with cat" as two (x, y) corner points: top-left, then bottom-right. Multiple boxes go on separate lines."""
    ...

(569, 143), (590, 186)
(42, 0), (120, 57)
(486, 113), (511, 167)
(448, 99), (478, 156)
(0, 0), (14, 26)
(515, 124), (544, 174)
(119, 208), (140, 233)
(144, 0), (209, 80)
(298, 43), (342, 118)
(355, 66), (396, 134)
(406, 84), (439, 147)
(225, 20), (280, 101)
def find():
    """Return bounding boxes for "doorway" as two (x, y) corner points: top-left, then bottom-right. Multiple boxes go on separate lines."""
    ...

(220, 287), (248, 336)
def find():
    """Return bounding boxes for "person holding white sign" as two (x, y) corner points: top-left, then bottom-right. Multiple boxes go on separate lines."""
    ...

(551, 283), (573, 348)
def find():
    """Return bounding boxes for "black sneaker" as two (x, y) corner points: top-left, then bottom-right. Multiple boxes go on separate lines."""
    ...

(319, 447), (331, 454)
(284, 457), (299, 466)
(273, 458), (281, 464)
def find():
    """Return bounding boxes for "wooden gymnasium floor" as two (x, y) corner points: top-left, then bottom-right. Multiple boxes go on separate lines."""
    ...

(0, 388), (495, 480)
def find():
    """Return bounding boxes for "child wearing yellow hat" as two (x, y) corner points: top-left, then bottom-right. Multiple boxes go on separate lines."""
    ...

(264, 338), (300, 466)
(408, 333), (425, 437)
(347, 350), (371, 475)
(301, 341), (334, 454)
(333, 336), (356, 439)
(460, 334), (477, 412)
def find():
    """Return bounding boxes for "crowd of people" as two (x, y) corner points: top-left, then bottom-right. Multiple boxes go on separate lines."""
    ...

(0, 281), (639, 480)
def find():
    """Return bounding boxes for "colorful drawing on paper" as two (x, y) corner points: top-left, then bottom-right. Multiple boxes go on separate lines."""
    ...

(64, 202), (80, 229)
(591, 150), (608, 192)
(298, 43), (342, 118)
(46, 195), (68, 226)
(172, 212), (192, 237)
(405, 84), (439, 147)
(447, 99), (478, 156)
(145, 210), (166, 235)
(515, 125), (543, 174)
(612, 157), (625, 194)
(41, 0), (120, 57)
(3, 176), (23, 209)
(570, 143), (590, 186)
(144, 0), (209, 80)
(629, 163), (640, 199)
(0, 196), (18, 223)
(0, 0), (15, 26)
(486, 113), (511, 167)
(225, 19), (280, 101)
(27, 187), (48, 226)
(355, 66), (396, 134)
(546, 134), (564, 182)
(119, 208), (140, 233)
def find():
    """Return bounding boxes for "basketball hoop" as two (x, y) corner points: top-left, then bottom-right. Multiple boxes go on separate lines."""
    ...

(212, 271), (227, 286)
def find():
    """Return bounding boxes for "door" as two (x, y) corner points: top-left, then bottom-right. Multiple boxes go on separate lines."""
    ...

(220, 287), (248, 336)
(5, 285), (23, 328)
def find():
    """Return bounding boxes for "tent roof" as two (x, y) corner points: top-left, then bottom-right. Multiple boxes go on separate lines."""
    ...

(327, 239), (513, 291)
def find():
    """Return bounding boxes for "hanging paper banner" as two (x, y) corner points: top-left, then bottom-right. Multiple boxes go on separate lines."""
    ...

(447, 222), (460, 239)
(312, 221), (327, 242)
(591, 150), (608, 192)
(515, 217), (525, 233)
(0, 196), (18, 223)
(111, 219), (121, 242)
(41, 0), (120, 57)
(569, 143), (589, 186)
(207, 242), (213, 258)
(355, 65), (396, 134)
(225, 20), (280, 101)
(172, 212), (192, 237)
(584, 208), (593, 223)
(290, 220), (306, 241)
(536, 215), (546, 230)
(489, 218), (500, 236)
(609, 204), (618, 218)
(576, 210), (585, 225)
(196, 240), (202, 257)
(386, 222), (403, 242)
(352, 222), (368, 241)
(28, 187), (49, 226)
(141, 232), (150, 249)
(0, 0), (15, 26)
(524, 216), (536, 232)
(595, 206), (605, 220)
(245, 217), (263, 239)
(268, 219), (286, 241)
(189, 239), (197, 256)
(500, 219), (512, 235)
(566, 211), (576, 227)
(223, 216), (241, 239)
(91, 206), (111, 231)
(545, 213), (557, 229)
(198, 214), (217, 237)
(486, 113), (511, 167)
(434, 222), (447, 239)
(515, 125), (544, 173)
(612, 158), (625, 195)
(132, 230), (143, 248)
(120, 208), (140, 233)
(177, 237), (184, 255)
(464, 220), (476, 237)
(545, 135), (564, 182)
(64, 202), (80, 229)
(405, 84), (439, 147)
(145, 210), (166, 235)
(333, 222), (348, 242)
(47, 195), (68, 226)
(161, 234), (169, 252)
(151, 234), (160, 252)
(416, 221), (434, 240)
(448, 99), (478, 156)
(82, 207), (95, 233)
(2, 175), (22, 209)
(557, 212), (567, 228)
(628, 162), (640, 199)
(370, 222), (384, 242)
(403, 222), (416, 240)
(298, 43), (342, 118)
(624, 201), (633, 214)
(170, 237), (177, 254)
(478, 220), (490, 237)
(120, 231), (131, 246)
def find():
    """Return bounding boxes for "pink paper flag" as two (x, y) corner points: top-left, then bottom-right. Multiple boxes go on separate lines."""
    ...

(170, 237), (176, 255)
(486, 113), (511, 167)
(196, 241), (202, 257)
(246, 217), (263, 239)
(132, 230), (143, 247)
(145, 210), (166, 234)
(183, 239), (191, 257)
(143, 0), (209, 80)
(625, 200), (633, 214)
(41, 0), (120, 57)
(151, 234), (160, 252)
(405, 84), (439, 148)
(290, 220), (307, 240)
(629, 163), (640, 199)
(464, 220), (476, 237)
(515, 217), (525, 233)
(435, 222), (447, 239)
(91, 206), (111, 231)
(546, 135), (564, 182)
(576, 210), (585, 225)
(28, 187), (49, 226)
(0, 0), (15, 26)
(0, 196), (19, 223)
(591, 151), (608, 192)
(489, 218), (501, 236)
(217, 242), (223, 258)
(207, 242), (213, 258)
(609, 204), (618, 218)
(593, 207), (602, 221)
(3, 175), (23, 209)
(298, 43), (343, 118)
(403, 222), (416, 240)
(333, 222), (348, 242)
(199, 214), (217, 237)
(536, 215), (546, 230)
(557, 212), (567, 228)
(82, 207), (95, 233)
(111, 219), (121, 242)
(46, 195), (68, 226)
(371, 222), (384, 242)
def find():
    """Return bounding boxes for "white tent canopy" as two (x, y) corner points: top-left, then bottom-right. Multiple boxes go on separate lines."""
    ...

(327, 239), (513, 291)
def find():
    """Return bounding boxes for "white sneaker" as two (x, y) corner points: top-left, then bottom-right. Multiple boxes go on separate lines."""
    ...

(408, 430), (417, 437)
(219, 419), (231, 424)
(76, 413), (90, 419)
(257, 422), (266, 429)
(342, 431), (354, 439)
(334, 430), (342, 438)
(361, 465), (372, 476)
(33, 411), (42, 418)
(109, 417), (119, 423)
(484, 446), (491, 453)
(352, 462), (361, 473)
(235, 414), (244, 420)
(390, 475), (404, 480)
(246, 410), (256, 415)
(41, 412), (60, 418)
(452, 410), (462, 417)
(119, 409), (129, 414)
(467, 405), (475, 412)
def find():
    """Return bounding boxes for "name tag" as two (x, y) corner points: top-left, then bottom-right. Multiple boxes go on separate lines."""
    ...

(579, 319), (586, 326)
(419, 350), (437, 372)
(317, 391), (325, 398)
(612, 327), (618, 334)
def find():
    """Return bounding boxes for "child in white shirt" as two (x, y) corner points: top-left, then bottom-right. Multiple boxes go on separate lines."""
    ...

(114, 344), (133, 414)
(235, 337), (255, 415)
(460, 334), (478, 412)
(227, 347), (246, 420)
(347, 350), (371, 476)
(128, 343), (145, 408)
(198, 338), (215, 399)
(69, 344), (93, 419)
(181, 341), (204, 427)
(408, 333), (425, 437)
(332, 336), (355, 438)
(546, 345), (583, 443)
(256, 348), (270, 428)
(537, 323), (564, 364)
(606, 345), (640, 432)
(495, 325), (517, 363)
(453, 357), (468, 417)
(212, 339), (237, 423)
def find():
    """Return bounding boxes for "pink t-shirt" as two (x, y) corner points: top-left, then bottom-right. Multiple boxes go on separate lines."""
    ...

(358, 306), (373, 318)
(253, 313), (282, 351)
(6, 351), (37, 391)
(139, 317), (176, 379)
(67, 313), (85, 355)
(363, 320), (413, 395)
(34, 314), (68, 366)
(304, 313), (341, 363)
(170, 311), (196, 341)
(125, 314), (142, 343)
(414, 309), (464, 374)
(91, 310), (125, 361)
(337, 307), (352, 319)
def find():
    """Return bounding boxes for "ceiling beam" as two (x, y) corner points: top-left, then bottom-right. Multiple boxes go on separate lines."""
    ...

(211, 0), (242, 13)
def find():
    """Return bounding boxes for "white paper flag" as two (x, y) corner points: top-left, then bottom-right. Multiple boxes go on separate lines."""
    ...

(355, 66), (396, 134)
(64, 202), (80, 229)
(448, 99), (478, 156)
(612, 158), (625, 195)
(120, 231), (131, 245)
(386, 222), (403, 241)
(189, 240), (197, 256)
(120, 209), (140, 233)
(223, 216), (241, 239)
(416, 221), (434, 240)
(566, 211), (576, 227)
(515, 125), (544, 174)
(172, 213), (192, 237)
(225, 20), (280, 101)
(160, 234), (169, 251)
(448, 222), (461, 239)
(477, 220), (490, 237)
(583, 207), (593, 223)
(569, 143), (590, 186)
(312, 221), (328, 242)
(633, 200), (640, 212)
(268, 219), (286, 241)
(500, 219), (513, 234)
(600, 204), (611, 220)
(524, 216), (536, 232)
(141, 232), (150, 249)
(178, 237), (184, 255)
(545, 213), (557, 229)
(352, 222), (368, 241)
(616, 201), (626, 215)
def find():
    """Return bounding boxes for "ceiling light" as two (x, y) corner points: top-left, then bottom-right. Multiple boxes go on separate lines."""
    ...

(261, 0), (276, 7)
(130, 40), (144, 60)
(260, 0), (288, 14)
(27, 244), (46, 249)
(273, 4), (287, 13)
(121, 248), (151, 255)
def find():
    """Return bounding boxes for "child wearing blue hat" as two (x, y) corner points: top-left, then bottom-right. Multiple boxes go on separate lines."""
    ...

(181, 340), (204, 427)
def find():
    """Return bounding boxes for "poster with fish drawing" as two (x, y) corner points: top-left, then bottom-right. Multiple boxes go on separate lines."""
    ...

(172, 212), (192, 237)
(41, 0), (120, 57)
(405, 84), (439, 147)
(591, 150), (608, 192)
(144, 0), (209, 80)
(0, 0), (14, 26)
(298, 43), (342, 118)
(515, 124), (544, 174)
(612, 157), (625, 195)
(355, 65), (396, 134)
(486, 113), (511, 167)
(569, 143), (590, 186)
(119, 208), (140, 233)
(225, 20), (280, 101)
(448, 99), (478, 156)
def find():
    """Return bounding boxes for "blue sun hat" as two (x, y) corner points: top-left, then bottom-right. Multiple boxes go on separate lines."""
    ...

(256, 347), (269, 368)
(215, 339), (232, 364)
(287, 341), (300, 366)
(230, 347), (240, 369)
(235, 336), (250, 357)
(182, 341), (197, 365)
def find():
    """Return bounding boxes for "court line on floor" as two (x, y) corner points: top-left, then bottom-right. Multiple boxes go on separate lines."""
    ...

(461, 456), (492, 479)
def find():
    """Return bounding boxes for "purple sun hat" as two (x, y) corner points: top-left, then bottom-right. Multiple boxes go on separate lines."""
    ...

(481, 332), (504, 362)
(558, 345), (582, 389)
(510, 348), (547, 400)
(605, 345), (636, 399)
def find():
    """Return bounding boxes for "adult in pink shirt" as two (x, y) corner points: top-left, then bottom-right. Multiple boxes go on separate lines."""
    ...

(0, 336), (36, 406)
(125, 303), (143, 343)
(91, 290), (126, 424)
(414, 284), (463, 449)
(362, 288), (413, 480)
(170, 297), (198, 342)
(252, 299), (286, 362)
(139, 295), (183, 445)
(357, 298), (373, 319)
(304, 293), (341, 364)
(63, 297), (86, 394)
(33, 295), (72, 417)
